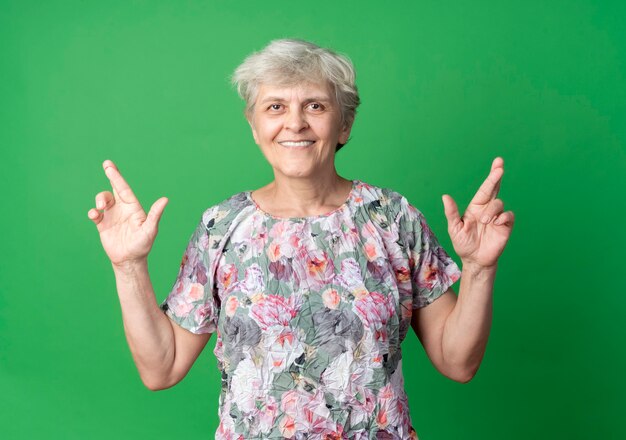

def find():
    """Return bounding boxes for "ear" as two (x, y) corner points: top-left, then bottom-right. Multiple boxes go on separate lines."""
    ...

(338, 119), (354, 145)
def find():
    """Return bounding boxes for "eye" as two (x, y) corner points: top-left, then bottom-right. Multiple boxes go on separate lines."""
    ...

(307, 102), (324, 111)
(268, 103), (283, 111)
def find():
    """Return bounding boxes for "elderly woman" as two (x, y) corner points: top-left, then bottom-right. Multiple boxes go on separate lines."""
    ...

(88, 39), (514, 439)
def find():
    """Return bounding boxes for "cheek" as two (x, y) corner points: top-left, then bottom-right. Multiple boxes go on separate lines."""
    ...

(259, 121), (283, 143)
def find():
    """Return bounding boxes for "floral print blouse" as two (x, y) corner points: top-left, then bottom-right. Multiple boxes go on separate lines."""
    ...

(160, 180), (462, 440)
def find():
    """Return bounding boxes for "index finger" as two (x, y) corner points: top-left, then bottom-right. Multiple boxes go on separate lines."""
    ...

(469, 157), (504, 206)
(103, 160), (138, 203)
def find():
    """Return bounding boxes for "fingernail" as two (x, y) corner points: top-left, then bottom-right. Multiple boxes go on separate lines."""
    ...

(97, 201), (104, 209)
(481, 215), (490, 223)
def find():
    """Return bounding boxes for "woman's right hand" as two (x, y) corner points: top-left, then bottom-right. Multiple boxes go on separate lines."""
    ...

(87, 160), (169, 268)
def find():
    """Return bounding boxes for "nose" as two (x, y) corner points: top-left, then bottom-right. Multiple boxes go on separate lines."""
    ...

(284, 108), (309, 132)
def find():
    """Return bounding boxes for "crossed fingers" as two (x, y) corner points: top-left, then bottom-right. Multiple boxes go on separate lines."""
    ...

(87, 160), (137, 225)
(470, 157), (504, 206)
(469, 157), (516, 226)
(103, 160), (138, 204)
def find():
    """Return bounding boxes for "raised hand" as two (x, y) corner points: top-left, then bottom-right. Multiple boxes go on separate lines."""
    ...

(441, 157), (515, 269)
(87, 160), (169, 267)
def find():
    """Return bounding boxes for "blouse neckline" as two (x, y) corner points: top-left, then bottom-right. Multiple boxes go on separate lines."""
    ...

(245, 179), (359, 221)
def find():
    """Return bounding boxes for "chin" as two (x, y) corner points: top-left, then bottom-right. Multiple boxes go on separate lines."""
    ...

(275, 163), (322, 179)
(273, 160), (320, 179)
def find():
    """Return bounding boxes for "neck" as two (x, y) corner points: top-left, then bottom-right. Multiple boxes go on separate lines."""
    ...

(254, 168), (353, 218)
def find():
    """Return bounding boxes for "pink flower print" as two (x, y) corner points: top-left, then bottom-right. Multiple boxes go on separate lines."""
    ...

(348, 386), (376, 428)
(361, 219), (380, 241)
(270, 220), (302, 242)
(376, 383), (402, 430)
(267, 241), (282, 262)
(354, 194), (363, 204)
(174, 301), (193, 317)
(249, 217), (268, 255)
(194, 302), (217, 329)
(188, 282), (204, 301)
(264, 327), (303, 373)
(217, 264), (238, 291)
(364, 240), (381, 261)
(360, 222), (383, 257)
(225, 296), (239, 317)
(286, 233), (302, 255)
(280, 389), (333, 435)
(414, 248), (461, 296)
(174, 278), (185, 295)
(216, 412), (244, 440)
(418, 258), (440, 290)
(255, 395), (278, 435)
(374, 328), (389, 343)
(269, 221), (304, 259)
(269, 220), (289, 239)
(279, 415), (296, 438)
(302, 393), (333, 434)
(320, 426), (344, 440)
(353, 286), (369, 300)
(231, 264), (265, 296)
(280, 389), (299, 419)
(294, 248), (335, 290)
(317, 212), (344, 234)
(336, 258), (364, 290)
(250, 229), (268, 253)
(376, 409), (389, 429)
(322, 288), (340, 309)
(400, 298), (412, 320)
(250, 294), (300, 330)
(394, 265), (410, 284)
(306, 250), (333, 279)
(371, 354), (383, 368)
(354, 292), (395, 330)
(179, 245), (208, 283)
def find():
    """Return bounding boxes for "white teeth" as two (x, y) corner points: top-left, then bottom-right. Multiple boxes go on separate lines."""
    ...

(279, 141), (315, 148)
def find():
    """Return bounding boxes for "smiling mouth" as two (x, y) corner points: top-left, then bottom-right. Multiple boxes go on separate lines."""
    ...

(278, 140), (316, 148)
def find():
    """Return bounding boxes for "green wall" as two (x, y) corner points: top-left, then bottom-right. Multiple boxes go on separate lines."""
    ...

(1, 1), (625, 438)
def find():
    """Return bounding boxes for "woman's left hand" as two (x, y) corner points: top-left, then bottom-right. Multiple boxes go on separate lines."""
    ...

(441, 157), (515, 270)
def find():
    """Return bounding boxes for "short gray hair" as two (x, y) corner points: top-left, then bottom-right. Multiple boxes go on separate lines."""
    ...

(231, 39), (360, 151)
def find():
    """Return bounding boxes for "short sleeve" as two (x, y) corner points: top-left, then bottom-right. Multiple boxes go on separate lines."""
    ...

(397, 198), (462, 309)
(159, 208), (221, 334)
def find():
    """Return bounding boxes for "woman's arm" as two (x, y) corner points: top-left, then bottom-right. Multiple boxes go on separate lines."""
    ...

(411, 157), (514, 382)
(411, 263), (495, 383)
(113, 260), (211, 390)
(88, 160), (209, 390)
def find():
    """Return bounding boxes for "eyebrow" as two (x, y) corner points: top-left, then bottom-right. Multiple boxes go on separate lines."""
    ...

(258, 96), (333, 105)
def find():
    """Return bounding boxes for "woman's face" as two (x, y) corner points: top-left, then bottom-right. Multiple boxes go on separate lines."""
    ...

(249, 82), (352, 180)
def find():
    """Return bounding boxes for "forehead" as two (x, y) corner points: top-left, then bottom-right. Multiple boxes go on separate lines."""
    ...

(255, 82), (334, 103)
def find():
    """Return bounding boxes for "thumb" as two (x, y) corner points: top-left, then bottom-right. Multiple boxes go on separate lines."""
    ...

(144, 197), (169, 233)
(441, 194), (462, 230)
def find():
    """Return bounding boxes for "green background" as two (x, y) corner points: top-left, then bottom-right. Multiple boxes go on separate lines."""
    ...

(2, 0), (625, 438)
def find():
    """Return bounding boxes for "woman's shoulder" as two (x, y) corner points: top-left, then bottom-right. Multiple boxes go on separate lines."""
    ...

(197, 191), (255, 232)
(354, 180), (417, 219)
